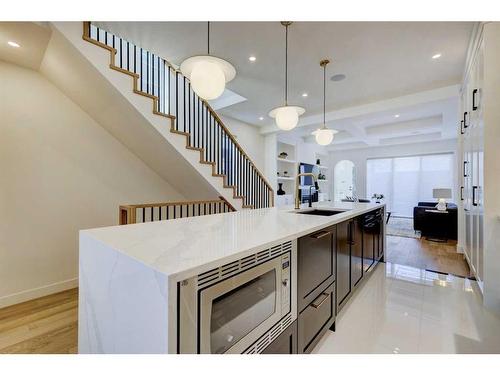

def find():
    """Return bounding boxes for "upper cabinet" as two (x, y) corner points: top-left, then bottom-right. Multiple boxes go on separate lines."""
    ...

(459, 27), (485, 290)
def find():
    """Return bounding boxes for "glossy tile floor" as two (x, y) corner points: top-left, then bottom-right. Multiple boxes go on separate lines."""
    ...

(313, 262), (500, 354)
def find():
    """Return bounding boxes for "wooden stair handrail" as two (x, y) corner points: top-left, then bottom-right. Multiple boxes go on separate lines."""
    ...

(119, 197), (235, 225)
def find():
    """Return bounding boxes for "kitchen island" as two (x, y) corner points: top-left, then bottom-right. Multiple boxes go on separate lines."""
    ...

(78, 201), (385, 354)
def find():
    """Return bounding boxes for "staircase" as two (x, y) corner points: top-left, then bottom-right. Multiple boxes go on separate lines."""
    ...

(81, 22), (273, 209)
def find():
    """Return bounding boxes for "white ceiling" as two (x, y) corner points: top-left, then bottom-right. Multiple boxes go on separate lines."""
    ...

(0, 21), (474, 152)
(293, 89), (460, 151)
(0, 22), (51, 70)
(95, 21), (473, 123)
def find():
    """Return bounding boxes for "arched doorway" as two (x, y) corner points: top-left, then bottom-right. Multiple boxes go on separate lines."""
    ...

(334, 160), (356, 201)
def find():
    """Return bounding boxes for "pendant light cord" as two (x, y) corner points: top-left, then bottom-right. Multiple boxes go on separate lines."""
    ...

(323, 63), (326, 128)
(207, 21), (210, 55)
(285, 23), (288, 106)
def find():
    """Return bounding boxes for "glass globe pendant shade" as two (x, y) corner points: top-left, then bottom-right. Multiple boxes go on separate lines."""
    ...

(275, 106), (299, 130)
(315, 128), (335, 146)
(269, 105), (305, 131)
(180, 55), (236, 101)
(190, 60), (226, 100)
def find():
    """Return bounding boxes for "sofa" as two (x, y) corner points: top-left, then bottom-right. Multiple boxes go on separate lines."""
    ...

(413, 202), (458, 240)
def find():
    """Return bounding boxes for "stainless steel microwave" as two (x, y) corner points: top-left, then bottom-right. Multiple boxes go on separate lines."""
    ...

(178, 241), (297, 354)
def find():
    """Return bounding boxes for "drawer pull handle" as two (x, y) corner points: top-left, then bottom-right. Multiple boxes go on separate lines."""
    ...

(311, 292), (330, 309)
(310, 230), (332, 239)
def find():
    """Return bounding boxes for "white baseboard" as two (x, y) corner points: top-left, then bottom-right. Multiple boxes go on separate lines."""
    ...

(0, 278), (78, 309)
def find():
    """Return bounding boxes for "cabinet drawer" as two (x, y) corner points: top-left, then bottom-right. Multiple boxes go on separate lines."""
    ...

(297, 226), (335, 312)
(298, 282), (335, 354)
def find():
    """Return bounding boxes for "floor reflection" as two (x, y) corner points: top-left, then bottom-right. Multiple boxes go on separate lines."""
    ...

(313, 262), (500, 354)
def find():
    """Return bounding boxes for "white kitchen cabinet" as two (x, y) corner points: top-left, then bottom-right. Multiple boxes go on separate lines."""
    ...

(459, 33), (484, 289)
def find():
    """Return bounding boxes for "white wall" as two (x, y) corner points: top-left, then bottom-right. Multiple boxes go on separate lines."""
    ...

(329, 139), (458, 199)
(0, 61), (185, 307)
(220, 115), (266, 174)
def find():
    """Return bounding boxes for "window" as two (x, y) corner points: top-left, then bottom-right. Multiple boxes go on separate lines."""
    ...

(334, 160), (356, 201)
(366, 153), (455, 217)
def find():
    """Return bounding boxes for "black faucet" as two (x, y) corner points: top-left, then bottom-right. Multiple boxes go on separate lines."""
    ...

(308, 185), (314, 207)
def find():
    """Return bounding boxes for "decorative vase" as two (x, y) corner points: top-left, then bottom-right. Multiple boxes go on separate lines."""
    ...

(277, 183), (286, 196)
(316, 159), (321, 165)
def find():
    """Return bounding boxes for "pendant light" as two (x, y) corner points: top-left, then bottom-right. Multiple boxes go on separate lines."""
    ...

(180, 22), (236, 100)
(269, 22), (305, 131)
(313, 59), (338, 145)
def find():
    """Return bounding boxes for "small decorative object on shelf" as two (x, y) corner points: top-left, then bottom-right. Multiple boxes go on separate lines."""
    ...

(372, 193), (384, 204)
(318, 173), (326, 180)
(277, 171), (280, 176)
(278, 152), (288, 159)
(277, 183), (286, 195)
(316, 158), (321, 165)
(283, 171), (288, 176)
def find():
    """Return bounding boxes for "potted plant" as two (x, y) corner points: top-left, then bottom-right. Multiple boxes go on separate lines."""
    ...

(371, 193), (385, 204)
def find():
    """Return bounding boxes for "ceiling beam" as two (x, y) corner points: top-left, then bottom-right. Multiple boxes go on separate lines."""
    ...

(259, 84), (460, 135)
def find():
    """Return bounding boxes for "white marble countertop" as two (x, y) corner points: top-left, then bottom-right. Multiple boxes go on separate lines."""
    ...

(80, 201), (384, 281)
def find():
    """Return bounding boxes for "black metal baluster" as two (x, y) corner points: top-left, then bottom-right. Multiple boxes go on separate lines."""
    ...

(175, 72), (182, 131)
(188, 83), (192, 143)
(126, 41), (130, 71)
(140, 48), (143, 91)
(119, 38), (123, 68)
(159, 206), (162, 221)
(96, 26), (100, 42)
(151, 207), (154, 221)
(166, 63), (169, 115)
(146, 51), (149, 94)
(197, 97), (201, 149)
(142, 207), (145, 222)
(217, 123), (221, 174)
(211, 115), (215, 163)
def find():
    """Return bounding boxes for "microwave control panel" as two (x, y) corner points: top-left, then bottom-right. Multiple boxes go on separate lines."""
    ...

(281, 252), (291, 314)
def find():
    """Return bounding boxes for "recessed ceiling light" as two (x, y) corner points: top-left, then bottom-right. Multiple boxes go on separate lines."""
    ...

(302, 93), (308, 97)
(330, 74), (346, 82)
(394, 114), (400, 118)
(259, 116), (264, 121)
(432, 53), (442, 59)
(249, 56), (256, 62)
(7, 41), (20, 48)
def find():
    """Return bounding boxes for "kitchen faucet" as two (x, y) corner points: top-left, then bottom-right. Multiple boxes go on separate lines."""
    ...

(295, 173), (319, 209)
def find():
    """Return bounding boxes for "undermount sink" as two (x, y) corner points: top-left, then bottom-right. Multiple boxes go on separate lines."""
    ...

(294, 209), (348, 216)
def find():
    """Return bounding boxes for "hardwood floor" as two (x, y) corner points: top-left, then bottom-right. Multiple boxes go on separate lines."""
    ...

(385, 235), (471, 277)
(0, 237), (470, 354)
(0, 288), (78, 354)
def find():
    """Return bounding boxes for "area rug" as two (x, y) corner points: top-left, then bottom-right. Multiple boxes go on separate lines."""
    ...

(386, 216), (421, 239)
